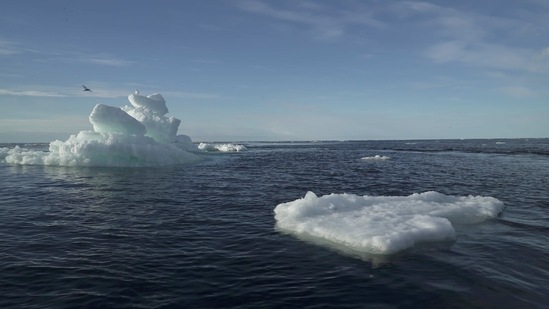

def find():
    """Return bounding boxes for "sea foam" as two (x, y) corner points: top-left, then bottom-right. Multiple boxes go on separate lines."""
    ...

(274, 191), (504, 255)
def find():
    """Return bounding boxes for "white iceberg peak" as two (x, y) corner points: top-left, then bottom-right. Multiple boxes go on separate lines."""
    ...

(128, 93), (169, 116)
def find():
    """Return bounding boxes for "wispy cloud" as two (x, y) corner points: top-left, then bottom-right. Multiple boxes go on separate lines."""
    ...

(0, 37), (134, 67)
(39, 51), (135, 67)
(236, 0), (383, 40)
(235, 0), (549, 74)
(0, 89), (66, 97)
(395, 1), (549, 73)
(0, 85), (130, 99)
(0, 116), (90, 133)
(163, 90), (220, 100)
(499, 86), (538, 98)
(0, 39), (22, 55)
(425, 41), (546, 72)
(77, 54), (134, 66)
(0, 83), (219, 100)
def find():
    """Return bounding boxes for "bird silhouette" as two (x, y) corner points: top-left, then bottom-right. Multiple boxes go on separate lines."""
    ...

(82, 85), (92, 92)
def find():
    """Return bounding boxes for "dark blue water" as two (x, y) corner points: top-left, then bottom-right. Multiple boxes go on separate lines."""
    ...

(1, 139), (548, 308)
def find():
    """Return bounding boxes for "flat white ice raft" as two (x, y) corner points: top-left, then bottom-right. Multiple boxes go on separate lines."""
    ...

(274, 191), (504, 255)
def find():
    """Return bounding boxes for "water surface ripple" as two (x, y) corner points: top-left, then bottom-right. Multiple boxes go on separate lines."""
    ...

(1, 139), (548, 308)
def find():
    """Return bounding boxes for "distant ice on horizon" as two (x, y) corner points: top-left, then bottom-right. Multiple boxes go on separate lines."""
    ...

(274, 191), (504, 255)
(361, 155), (390, 160)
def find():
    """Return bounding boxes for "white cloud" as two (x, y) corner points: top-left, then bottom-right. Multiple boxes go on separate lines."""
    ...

(0, 89), (66, 97)
(539, 46), (549, 59)
(0, 39), (21, 55)
(77, 54), (134, 66)
(426, 41), (549, 73)
(425, 40), (466, 63)
(499, 86), (537, 98)
(0, 37), (133, 67)
(0, 85), (133, 99)
(0, 116), (90, 133)
(163, 91), (220, 100)
(236, 1), (549, 74)
(410, 2), (549, 73)
(236, 0), (383, 40)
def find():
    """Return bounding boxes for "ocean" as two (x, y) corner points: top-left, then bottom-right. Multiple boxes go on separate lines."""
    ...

(1, 138), (548, 308)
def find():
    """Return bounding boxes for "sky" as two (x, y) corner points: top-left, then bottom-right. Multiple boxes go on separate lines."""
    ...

(1, 0), (548, 142)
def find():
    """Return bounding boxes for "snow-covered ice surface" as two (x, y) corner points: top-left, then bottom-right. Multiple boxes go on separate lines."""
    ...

(1, 93), (199, 167)
(198, 142), (247, 152)
(275, 191), (504, 255)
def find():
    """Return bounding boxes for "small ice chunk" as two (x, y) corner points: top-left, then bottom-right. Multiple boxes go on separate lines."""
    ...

(361, 155), (390, 160)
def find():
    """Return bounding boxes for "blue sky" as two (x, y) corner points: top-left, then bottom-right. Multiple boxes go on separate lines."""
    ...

(1, 0), (548, 142)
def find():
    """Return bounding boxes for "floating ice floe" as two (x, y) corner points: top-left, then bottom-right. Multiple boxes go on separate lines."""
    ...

(198, 142), (247, 152)
(361, 155), (390, 160)
(274, 191), (504, 255)
(1, 93), (199, 167)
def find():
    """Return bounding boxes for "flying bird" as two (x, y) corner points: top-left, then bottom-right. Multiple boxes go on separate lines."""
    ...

(82, 85), (92, 92)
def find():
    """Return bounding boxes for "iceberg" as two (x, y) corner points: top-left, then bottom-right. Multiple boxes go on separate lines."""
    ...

(1, 92), (199, 167)
(89, 104), (146, 136)
(128, 93), (169, 116)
